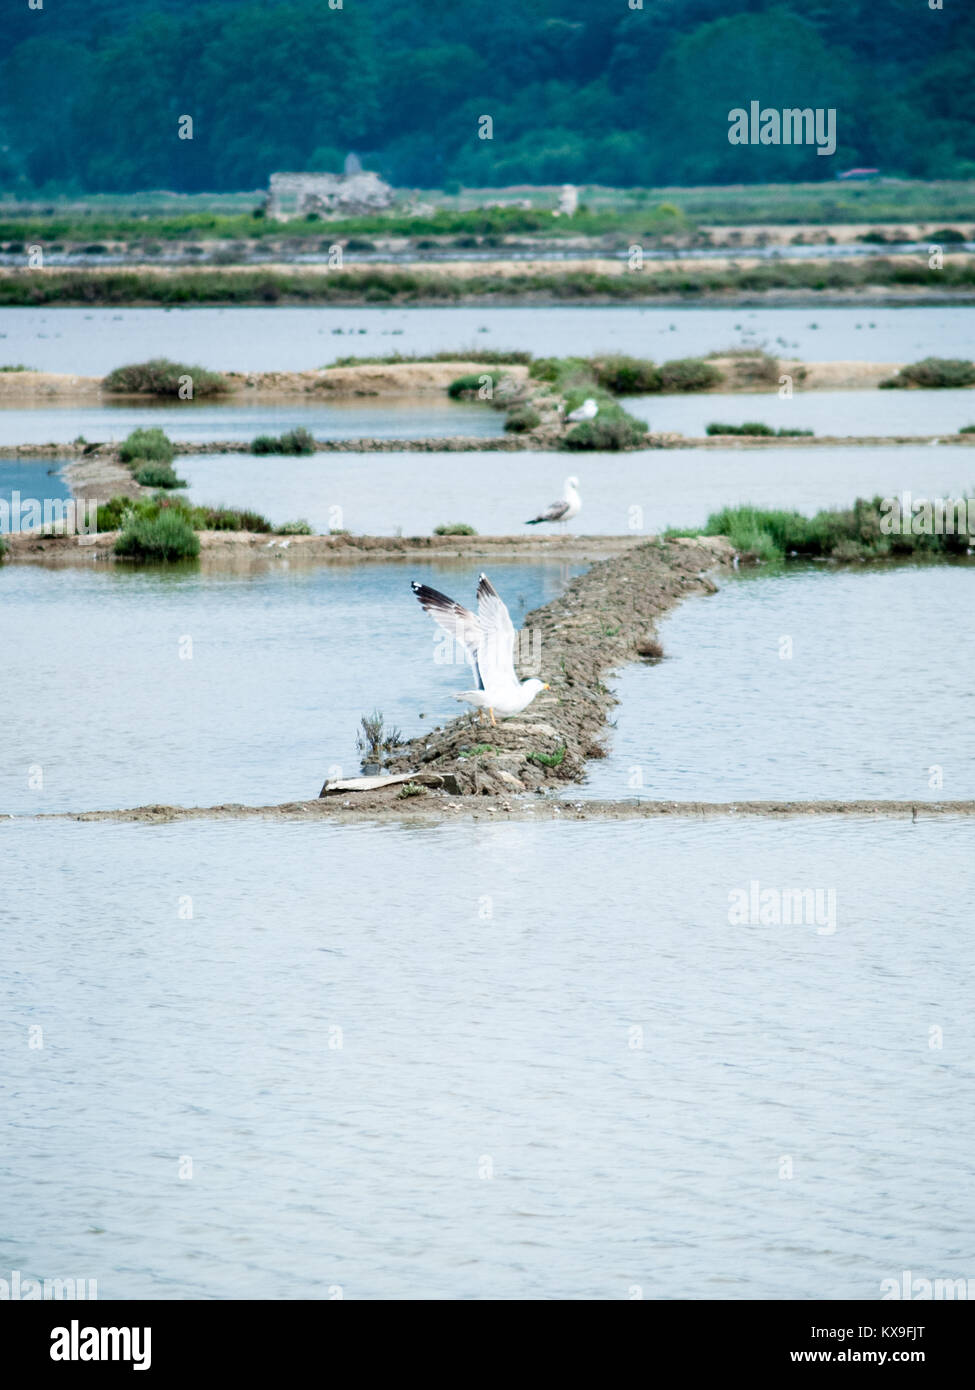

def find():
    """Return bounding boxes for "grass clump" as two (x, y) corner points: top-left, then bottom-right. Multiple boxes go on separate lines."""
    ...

(669, 495), (975, 563)
(103, 357), (228, 397)
(96, 493), (271, 535)
(132, 461), (186, 488)
(114, 509), (200, 562)
(356, 710), (402, 759)
(528, 745), (566, 769)
(396, 782), (426, 798)
(705, 421), (814, 437)
(959, 424), (975, 434)
(459, 744), (499, 758)
(447, 371), (499, 399)
(589, 355), (662, 394)
(0, 363), (34, 372)
(275, 519), (314, 534)
(250, 427), (315, 455)
(330, 349), (532, 367)
(657, 358), (723, 393)
(504, 404), (541, 432)
(118, 427), (175, 464)
(879, 357), (975, 389)
(434, 522), (477, 535)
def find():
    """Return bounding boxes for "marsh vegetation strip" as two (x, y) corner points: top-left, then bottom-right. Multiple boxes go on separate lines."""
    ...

(579, 561), (975, 803)
(627, 388), (975, 439)
(3, 306), (973, 376)
(0, 398), (504, 446)
(4, 814), (972, 1298)
(0, 559), (583, 817)
(175, 444), (975, 538)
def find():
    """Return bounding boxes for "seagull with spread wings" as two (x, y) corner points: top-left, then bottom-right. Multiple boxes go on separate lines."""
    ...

(411, 573), (549, 725)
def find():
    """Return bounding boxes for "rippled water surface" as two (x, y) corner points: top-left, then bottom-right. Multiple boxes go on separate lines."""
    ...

(580, 560), (975, 801)
(3, 814), (972, 1299)
(2, 305), (969, 374)
(0, 396), (502, 445)
(178, 443), (975, 537)
(0, 457), (71, 525)
(0, 559), (579, 816)
(628, 388), (975, 438)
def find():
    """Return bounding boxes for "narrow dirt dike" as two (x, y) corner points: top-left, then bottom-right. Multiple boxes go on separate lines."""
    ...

(336, 534), (735, 799)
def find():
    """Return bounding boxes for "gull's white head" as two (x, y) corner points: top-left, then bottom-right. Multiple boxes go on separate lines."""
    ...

(521, 678), (550, 698)
(565, 476), (580, 493)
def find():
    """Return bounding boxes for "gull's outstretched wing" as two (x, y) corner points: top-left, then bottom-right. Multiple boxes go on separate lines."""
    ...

(475, 573), (518, 688)
(526, 497), (570, 524)
(411, 581), (485, 688)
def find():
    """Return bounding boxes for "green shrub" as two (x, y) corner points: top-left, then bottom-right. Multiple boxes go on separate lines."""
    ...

(447, 371), (499, 398)
(0, 363), (34, 372)
(197, 506), (272, 532)
(278, 427), (315, 454)
(504, 404), (541, 432)
(250, 427), (315, 454)
(589, 355), (662, 394)
(132, 461), (186, 488)
(0, 534), (7, 558)
(275, 519), (314, 534)
(959, 424), (975, 434)
(657, 357), (723, 392)
(434, 522), (477, 535)
(879, 357), (975, 389)
(562, 415), (647, 451)
(118, 427), (175, 464)
(103, 358), (228, 397)
(114, 510), (200, 561)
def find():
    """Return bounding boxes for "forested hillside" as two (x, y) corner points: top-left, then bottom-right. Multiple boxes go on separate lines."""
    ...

(2, 0), (972, 192)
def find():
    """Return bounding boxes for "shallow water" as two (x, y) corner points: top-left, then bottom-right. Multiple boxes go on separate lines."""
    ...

(0, 457), (71, 528)
(2, 305), (970, 375)
(628, 388), (975, 438)
(579, 560), (975, 802)
(3, 813), (972, 1299)
(0, 559), (580, 817)
(0, 396), (503, 446)
(177, 444), (975, 537)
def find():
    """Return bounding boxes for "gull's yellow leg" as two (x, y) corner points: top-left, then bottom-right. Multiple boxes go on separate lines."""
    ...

(490, 708), (497, 726)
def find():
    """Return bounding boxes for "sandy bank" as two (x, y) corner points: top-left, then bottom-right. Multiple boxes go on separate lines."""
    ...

(3, 358), (970, 405)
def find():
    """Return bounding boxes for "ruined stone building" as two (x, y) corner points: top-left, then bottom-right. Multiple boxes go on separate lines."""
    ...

(266, 168), (394, 220)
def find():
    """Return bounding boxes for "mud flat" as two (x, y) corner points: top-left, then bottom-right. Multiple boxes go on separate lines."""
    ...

(0, 528), (646, 567)
(21, 798), (975, 826)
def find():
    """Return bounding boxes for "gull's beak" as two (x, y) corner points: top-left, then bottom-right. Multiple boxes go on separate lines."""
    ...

(542, 683), (550, 690)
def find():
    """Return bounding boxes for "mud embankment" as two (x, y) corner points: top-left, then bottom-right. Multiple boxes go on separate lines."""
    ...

(0, 528), (646, 568)
(357, 535), (735, 797)
(0, 358), (942, 406)
(21, 799), (975, 827)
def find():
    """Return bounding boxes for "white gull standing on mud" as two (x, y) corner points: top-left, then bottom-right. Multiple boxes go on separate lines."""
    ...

(411, 573), (549, 725)
(526, 475), (581, 529)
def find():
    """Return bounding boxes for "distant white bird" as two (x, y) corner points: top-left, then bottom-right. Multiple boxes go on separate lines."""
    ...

(566, 397), (599, 423)
(526, 475), (581, 529)
(411, 573), (549, 725)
